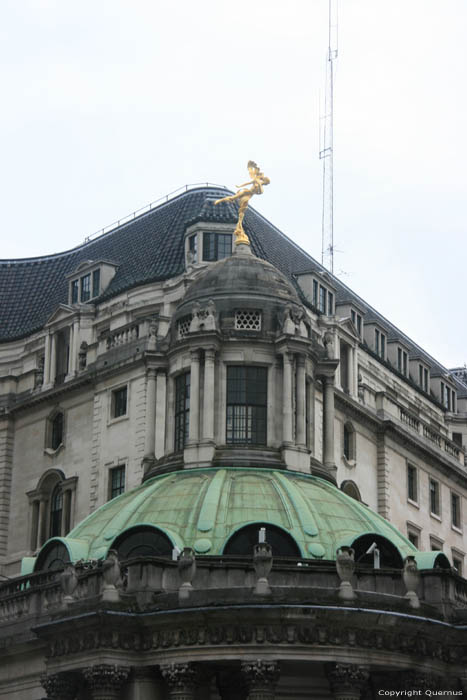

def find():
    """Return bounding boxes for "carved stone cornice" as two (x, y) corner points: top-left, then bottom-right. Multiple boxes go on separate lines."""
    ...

(327, 663), (369, 699)
(241, 660), (280, 700)
(83, 664), (130, 700)
(160, 662), (200, 700)
(40, 671), (81, 699)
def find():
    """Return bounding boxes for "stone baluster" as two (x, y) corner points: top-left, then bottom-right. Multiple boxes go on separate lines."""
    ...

(188, 350), (200, 444)
(327, 663), (369, 700)
(83, 665), (130, 700)
(160, 663), (199, 700)
(41, 671), (81, 699)
(144, 368), (157, 458)
(241, 659), (280, 700)
(282, 353), (293, 444)
(155, 370), (167, 459)
(202, 348), (216, 441)
(296, 355), (306, 446)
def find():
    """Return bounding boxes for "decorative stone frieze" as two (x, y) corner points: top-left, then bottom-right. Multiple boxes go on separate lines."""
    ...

(327, 663), (369, 700)
(160, 662), (200, 700)
(83, 664), (130, 700)
(40, 671), (81, 699)
(241, 659), (280, 700)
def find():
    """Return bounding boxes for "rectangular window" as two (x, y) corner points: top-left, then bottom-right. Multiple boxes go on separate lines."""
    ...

(226, 366), (267, 445)
(188, 234), (197, 261)
(92, 268), (101, 297)
(202, 232), (232, 261)
(452, 555), (463, 576)
(375, 329), (379, 355)
(356, 315), (362, 337)
(319, 286), (326, 314)
(451, 492), (461, 529)
(312, 280), (318, 307)
(429, 479), (440, 516)
(381, 333), (386, 359)
(419, 364), (423, 387)
(327, 291), (334, 316)
(398, 348), (408, 376)
(424, 367), (429, 392)
(109, 465), (125, 500)
(452, 432), (463, 447)
(71, 279), (79, 304)
(80, 273), (91, 302)
(430, 536), (443, 552)
(407, 464), (417, 502)
(351, 309), (355, 325)
(112, 386), (128, 418)
(174, 372), (190, 450)
(407, 529), (419, 548)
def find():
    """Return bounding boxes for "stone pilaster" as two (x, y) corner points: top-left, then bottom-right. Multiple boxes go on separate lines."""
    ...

(323, 374), (336, 470)
(155, 370), (167, 458)
(0, 416), (14, 558)
(241, 659), (280, 700)
(160, 663), (199, 700)
(83, 664), (130, 700)
(327, 663), (369, 700)
(282, 353), (293, 444)
(188, 350), (200, 444)
(202, 348), (216, 441)
(144, 368), (157, 458)
(376, 429), (390, 520)
(296, 355), (306, 446)
(41, 671), (81, 699)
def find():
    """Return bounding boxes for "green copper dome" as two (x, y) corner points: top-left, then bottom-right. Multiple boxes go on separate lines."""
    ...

(39, 468), (419, 565)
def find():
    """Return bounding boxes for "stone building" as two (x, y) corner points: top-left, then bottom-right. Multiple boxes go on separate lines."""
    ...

(0, 185), (466, 698)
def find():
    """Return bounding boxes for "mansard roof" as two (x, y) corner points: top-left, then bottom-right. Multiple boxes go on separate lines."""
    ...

(0, 185), (456, 386)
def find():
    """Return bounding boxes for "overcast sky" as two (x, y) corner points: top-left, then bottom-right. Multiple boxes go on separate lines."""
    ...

(1, 1), (466, 367)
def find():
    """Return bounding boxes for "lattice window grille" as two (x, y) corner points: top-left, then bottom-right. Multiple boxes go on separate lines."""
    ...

(235, 310), (262, 331)
(178, 316), (191, 339)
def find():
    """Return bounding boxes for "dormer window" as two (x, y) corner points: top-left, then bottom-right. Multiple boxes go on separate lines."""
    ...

(441, 381), (456, 412)
(419, 364), (429, 392)
(67, 260), (117, 305)
(202, 232), (232, 261)
(375, 329), (386, 359)
(351, 309), (362, 338)
(397, 347), (408, 376)
(312, 281), (334, 316)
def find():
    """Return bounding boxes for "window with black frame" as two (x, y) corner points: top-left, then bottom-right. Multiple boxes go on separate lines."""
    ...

(51, 412), (64, 450)
(226, 366), (267, 445)
(202, 232), (232, 261)
(174, 372), (190, 450)
(49, 485), (63, 538)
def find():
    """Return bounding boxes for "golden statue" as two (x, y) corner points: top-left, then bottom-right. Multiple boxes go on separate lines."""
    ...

(215, 161), (270, 245)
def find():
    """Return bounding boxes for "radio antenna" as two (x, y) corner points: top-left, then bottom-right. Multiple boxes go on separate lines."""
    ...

(320, 0), (338, 274)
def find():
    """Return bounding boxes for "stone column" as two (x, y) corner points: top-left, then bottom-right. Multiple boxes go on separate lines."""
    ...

(68, 320), (79, 378)
(43, 332), (51, 386)
(83, 664), (130, 700)
(296, 355), (306, 446)
(202, 349), (215, 441)
(160, 663), (199, 700)
(282, 353), (293, 444)
(188, 350), (200, 444)
(41, 671), (81, 699)
(144, 368), (157, 458)
(323, 375), (336, 470)
(241, 660), (280, 700)
(37, 497), (47, 547)
(49, 333), (57, 385)
(155, 370), (167, 459)
(347, 346), (354, 396)
(327, 663), (369, 700)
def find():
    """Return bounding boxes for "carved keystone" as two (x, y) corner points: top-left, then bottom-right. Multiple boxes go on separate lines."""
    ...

(327, 663), (369, 700)
(160, 663), (200, 700)
(83, 664), (130, 700)
(41, 671), (81, 699)
(241, 659), (280, 700)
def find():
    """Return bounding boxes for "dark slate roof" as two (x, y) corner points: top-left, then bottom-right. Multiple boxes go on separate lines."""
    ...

(0, 186), (454, 383)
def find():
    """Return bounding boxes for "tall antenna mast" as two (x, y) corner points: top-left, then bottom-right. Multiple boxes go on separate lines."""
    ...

(320, 0), (338, 274)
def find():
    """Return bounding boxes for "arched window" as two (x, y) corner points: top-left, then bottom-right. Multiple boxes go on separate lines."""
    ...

(223, 523), (301, 558)
(35, 540), (70, 572)
(341, 480), (362, 502)
(111, 526), (173, 560)
(343, 421), (356, 462)
(50, 485), (63, 538)
(352, 534), (403, 569)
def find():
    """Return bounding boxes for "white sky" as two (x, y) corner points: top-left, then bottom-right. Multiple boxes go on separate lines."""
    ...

(1, 1), (466, 367)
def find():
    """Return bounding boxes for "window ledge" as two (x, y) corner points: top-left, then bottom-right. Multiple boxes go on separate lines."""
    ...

(430, 512), (442, 522)
(342, 456), (356, 468)
(407, 498), (419, 509)
(451, 525), (463, 535)
(44, 444), (64, 457)
(108, 414), (129, 427)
